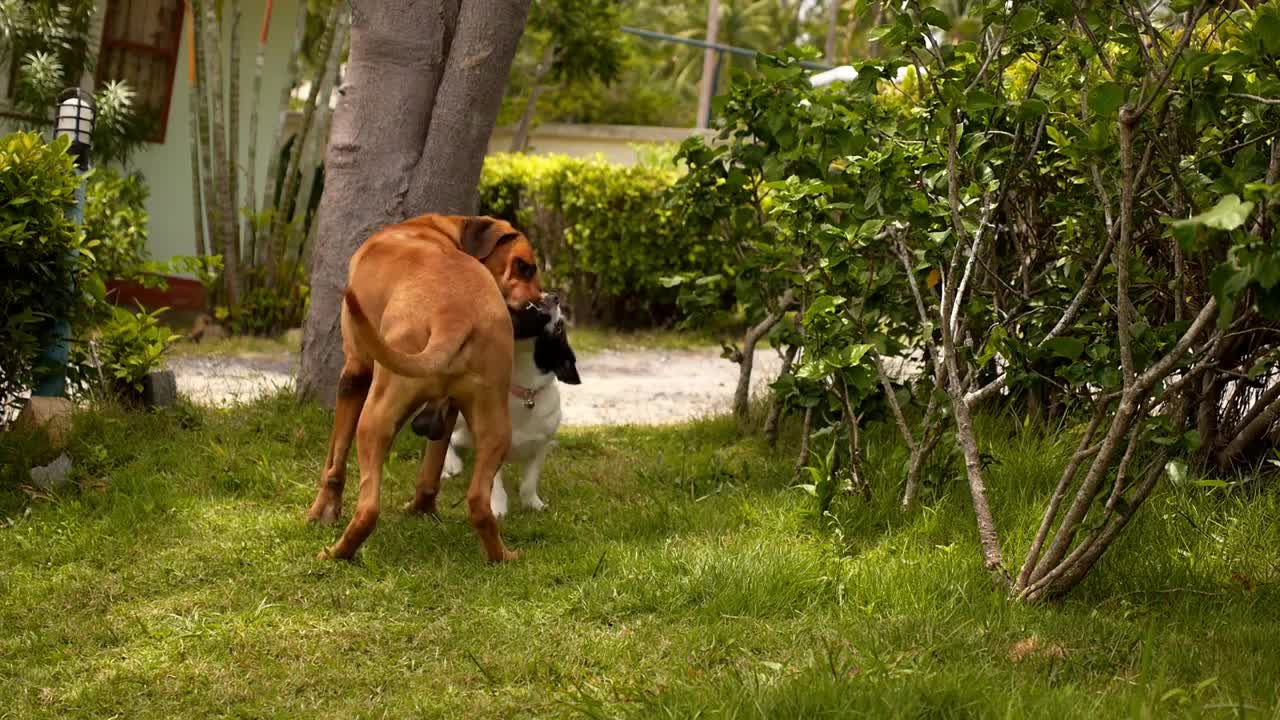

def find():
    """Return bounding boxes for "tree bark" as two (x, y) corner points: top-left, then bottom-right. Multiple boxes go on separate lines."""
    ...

(795, 406), (814, 475)
(734, 288), (795, 422)
(763, 343), (800, 448)
(824, 0), (840, 63)
(1218, 383), (1280, 466)
(298, 0), (532, 407)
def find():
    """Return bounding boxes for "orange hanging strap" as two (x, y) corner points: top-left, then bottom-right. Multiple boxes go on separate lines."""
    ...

(186, 1), (197, 83)
(259, 0), (274, 46)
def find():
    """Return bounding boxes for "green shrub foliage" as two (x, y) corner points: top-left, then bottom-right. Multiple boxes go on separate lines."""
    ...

(0, 132), (91, 411)
(82, 167), (151, 283)
(479, 152), (722, 327)
(1, 132), (177, 412)
(670, 1), (1280, 601)
(72, 305), (181, 398)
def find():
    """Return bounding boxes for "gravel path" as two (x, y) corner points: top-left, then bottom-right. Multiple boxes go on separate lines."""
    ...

(168, 348), (785, 426)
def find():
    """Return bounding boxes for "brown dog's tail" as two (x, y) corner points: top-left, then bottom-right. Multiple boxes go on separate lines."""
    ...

(343, 289), (463, 379)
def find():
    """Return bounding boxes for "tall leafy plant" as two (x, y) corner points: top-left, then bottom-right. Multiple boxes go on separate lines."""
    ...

(671, 0), (1280, 603)
(0, 133), (86, 413)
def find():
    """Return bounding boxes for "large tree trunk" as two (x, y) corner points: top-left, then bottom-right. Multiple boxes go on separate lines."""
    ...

(298, 0), (532, 406)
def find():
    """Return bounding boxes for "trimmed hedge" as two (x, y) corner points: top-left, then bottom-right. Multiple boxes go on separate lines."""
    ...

(479, 152), (720, 327)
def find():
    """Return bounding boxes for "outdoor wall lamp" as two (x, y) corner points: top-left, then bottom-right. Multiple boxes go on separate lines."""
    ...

(54, 87), (95, 170)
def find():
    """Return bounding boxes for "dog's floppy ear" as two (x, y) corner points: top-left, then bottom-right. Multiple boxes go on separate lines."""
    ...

(459, 216), (519, 260)
(554, 354), (581, 385)
(535, 328), (582, 385)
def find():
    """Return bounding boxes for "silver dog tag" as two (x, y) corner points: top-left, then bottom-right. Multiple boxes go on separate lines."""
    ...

(523, 396), (536, 410)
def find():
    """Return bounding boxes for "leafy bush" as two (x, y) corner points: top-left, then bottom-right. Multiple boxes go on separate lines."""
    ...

(83, 166), (150, 282)
(479, 152), (721, 327)
(1, 132), (176, 413)
(671, 1), (1280, 603)
(0, 132), (91, 412)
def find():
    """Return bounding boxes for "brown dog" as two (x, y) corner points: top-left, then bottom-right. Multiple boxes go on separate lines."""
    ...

(306, 214), (547, 563)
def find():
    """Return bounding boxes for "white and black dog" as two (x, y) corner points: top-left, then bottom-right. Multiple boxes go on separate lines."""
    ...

(442, 307), (580, 517)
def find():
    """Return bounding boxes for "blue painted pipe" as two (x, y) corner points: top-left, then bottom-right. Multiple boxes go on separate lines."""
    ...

(32, 128), (90, 398)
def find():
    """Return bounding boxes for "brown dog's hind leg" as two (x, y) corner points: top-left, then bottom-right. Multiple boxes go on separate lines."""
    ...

(307, 364), (370, 524)
(405, 405), (458, 515)
(323, 372), (413, 560)
(461, 397), (518, 563)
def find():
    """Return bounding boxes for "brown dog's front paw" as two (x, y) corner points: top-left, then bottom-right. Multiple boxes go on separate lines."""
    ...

(489, 547), (520, 564)
(306, 498), (342, 525)
(320, 544), (357, 561)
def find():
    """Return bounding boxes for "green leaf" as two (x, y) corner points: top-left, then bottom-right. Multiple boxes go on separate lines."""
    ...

(1088, 82), (1126, 116)
(1256, 13), (1280, 55)
(1182, 430), (1203, 453)
(1045, 125), (1070, 147)
(1018, 98), (1049, 120)
(804, 295), (846, 323)
(1010, 6), (1039, 32)
(1043, 336), (1086, 360)
(921, 6), (952, 30)
(1165, 459), (1188, 486)
(1254, 253), (1280, 290)
(1173, 194), (1255, 232)
(966, 90), (1001, 113)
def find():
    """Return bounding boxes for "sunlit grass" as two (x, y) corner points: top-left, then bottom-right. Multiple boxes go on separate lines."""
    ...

(1, 395), (1277, 718)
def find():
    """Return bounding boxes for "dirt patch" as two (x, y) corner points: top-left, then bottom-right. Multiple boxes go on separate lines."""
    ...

(168, 348), (785, 427)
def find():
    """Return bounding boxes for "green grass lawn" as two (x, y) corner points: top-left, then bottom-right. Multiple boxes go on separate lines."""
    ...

(1, 396), (1278, 718)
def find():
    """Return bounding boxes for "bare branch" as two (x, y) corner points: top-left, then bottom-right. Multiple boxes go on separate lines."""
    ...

(875, 351), (917, 454)
(965, 21), (1009, 94)
(1229, 93), (1280, 106)
(1015, 402), (1107, 592)
(1136, 297), (1219, 391)
(1131, 0), (1210, 122)
(1218, 382), (1280, 465)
